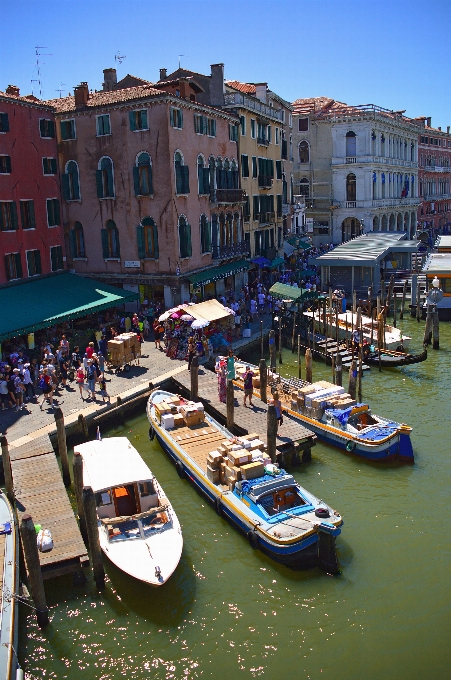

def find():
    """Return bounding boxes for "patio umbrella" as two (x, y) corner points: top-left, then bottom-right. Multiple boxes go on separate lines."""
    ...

(223, 307), (236, 316)
(181, 314), (194, 322)
(158, 311), (171, 321)
(191, 318), (210, 329)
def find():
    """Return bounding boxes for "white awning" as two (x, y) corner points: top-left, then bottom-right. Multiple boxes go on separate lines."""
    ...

(76, 437), (152, 492)
(181, 299), (232, 322)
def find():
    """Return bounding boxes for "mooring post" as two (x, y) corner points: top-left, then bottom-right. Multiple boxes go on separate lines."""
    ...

(305, 348), (312, 383)
(259, 358), (267, 404)
(54, 408), (70, 487)
(82, 486), (105, 589)
(335, 352), (342, 387)
(348, 359), (357, 400)
(226, 380), (234, 431)
(291, 311), (296, 352)
(400, 280), (407, 320)
(20, 514), (49, 628)
(331, 355), (335, 384)
(269, 329), (276, 371)
(78, 413), (89, 440)
(432, 306), (439, 350)
(410, 274), (417, 318)
(352, 291), (357, 315)
(297, 334), (301, 380)
(423, 305), (433, 346)
(278, 315), (282, 364)
(1, 436), (14, 504)
(73, 451), (87, 543)
(416, 279), (422, 322)
(393, 291), (397, 328)
(381, 279), (386, 305)
(190, 355), (199, 401)
(267, 403), (277, 463)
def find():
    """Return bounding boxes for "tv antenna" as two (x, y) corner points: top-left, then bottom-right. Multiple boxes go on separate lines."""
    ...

(115, 52), (126, 65)
(33, 45), (52, 98)
(178, 54), (185, 69)
(55, 83), (66, 98)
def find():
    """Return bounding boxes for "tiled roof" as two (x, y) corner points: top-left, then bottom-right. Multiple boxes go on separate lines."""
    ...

(292, 97), (343, 115)
(116, 74), (151, 88)
(45, 84), (168, 113)
(225, 80), (257, 95)
(0, 90), (51, 107)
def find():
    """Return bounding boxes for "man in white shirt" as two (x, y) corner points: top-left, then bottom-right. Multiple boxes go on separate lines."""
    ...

(22, 363), (35, 401)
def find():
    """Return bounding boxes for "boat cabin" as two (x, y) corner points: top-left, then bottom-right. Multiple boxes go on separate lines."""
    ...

(236, 474), (313, 520)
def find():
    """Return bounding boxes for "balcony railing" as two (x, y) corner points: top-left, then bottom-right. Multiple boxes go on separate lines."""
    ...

(345, 157), (357, 164)
(212, 240), (251, 260)
(257, 136), (269, 146)
(258, 175), (273, 188)
(346, 200), (357, 208)
(210, 189), (247, 204)
(256, 211), (275, 224)
(223, 91), (284, 121)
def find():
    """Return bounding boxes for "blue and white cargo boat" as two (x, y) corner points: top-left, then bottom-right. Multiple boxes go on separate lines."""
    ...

(147, 389), (343, 573)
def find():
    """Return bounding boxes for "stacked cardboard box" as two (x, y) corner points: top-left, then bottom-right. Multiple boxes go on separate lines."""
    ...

(206, 449), (223, 483)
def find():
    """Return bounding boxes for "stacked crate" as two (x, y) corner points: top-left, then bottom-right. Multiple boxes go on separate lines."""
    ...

(207, 434), (270, 490)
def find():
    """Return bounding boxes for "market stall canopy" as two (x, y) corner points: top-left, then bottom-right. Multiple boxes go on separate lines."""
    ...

(252, 256), (271, 267)
(0, 271), (139, 342)
(181, 299), (232, 322)
(270, 257), (285, 268)
(188, 259), (249, 287)
(300, 269), (316, 278)
(285, 237), (312, 251)
(269, 282), (322, 302)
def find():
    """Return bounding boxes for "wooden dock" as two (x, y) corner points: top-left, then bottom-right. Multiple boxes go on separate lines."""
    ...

(10, 434), (88, 580)
(172, 367), (316, 455)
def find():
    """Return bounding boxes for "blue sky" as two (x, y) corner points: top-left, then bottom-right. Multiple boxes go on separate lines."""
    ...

(1, 0), (451, 129)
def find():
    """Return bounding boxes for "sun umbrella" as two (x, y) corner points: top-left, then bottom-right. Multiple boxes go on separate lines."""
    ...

(158, 311), (171, 321)
(223, 307), (236, 316)
(181, 314), (194, 322)
(191, 318), (210, 329)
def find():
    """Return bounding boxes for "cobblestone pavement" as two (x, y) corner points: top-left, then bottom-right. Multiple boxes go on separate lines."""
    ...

(2, 311), (273, 444)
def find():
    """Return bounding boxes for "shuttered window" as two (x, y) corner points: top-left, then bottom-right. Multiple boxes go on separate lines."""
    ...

(137, 217), (159, 259)
(42, 157), (57, 175)
(133, 152), (153, 196)
(62, 161), (81, 201)
(175, 153), (190, 194)
(0, 201), (18, 231)
(240, 116), (246, 136)
(60, 119), (76, 140)
(276, 160), (282, 180)
(252, 156), (257, 179)
(0, 113), (9, 133)
(5, 253), (22, 280)
(50, 245), (64, 272)
(39, 119), (54, 138)
(170, 108), (183, 129)
(70, 222), (86, 258)
(96, 157), (115, 198)
(101, 220), (120, 259)
(0, 156), (11, 173)
(200, 215), (211, 253)
(129, 109), (148, 131)
(207, 119), (216, 137)
(253, 195), (260, 218)
(179, 217), (192, 258)
(96, 114), (111, 136)
(46, 198), (61, 227)
(229, 123), (238, 142)
(241, 155), (249, 178)
(26, 250), (42, 277)
(20, 200), (36, 229)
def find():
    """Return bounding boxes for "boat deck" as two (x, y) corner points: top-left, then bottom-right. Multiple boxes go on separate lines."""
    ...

(0, 532), (5, 608)
(10, 434), (89, 580)
(172, 368), (316, 453)
(171, 423), (226, 473)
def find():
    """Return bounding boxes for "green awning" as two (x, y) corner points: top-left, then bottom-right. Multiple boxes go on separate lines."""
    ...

(189, 259), (249, 287)
(269, 282), (321, 302)
(285, 237), (312, 251)
(270, 257), (285, 268)
(0, 271), (140, 341)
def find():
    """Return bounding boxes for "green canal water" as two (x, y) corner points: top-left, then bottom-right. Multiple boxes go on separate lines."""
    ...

(19, 318), (451, 679)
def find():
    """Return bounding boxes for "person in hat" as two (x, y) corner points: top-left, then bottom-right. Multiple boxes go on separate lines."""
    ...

(86, 359), (97, 400)
(39, 368), (54, 410)
(12, 368), (25, 411)
(22, 363), (35, 401)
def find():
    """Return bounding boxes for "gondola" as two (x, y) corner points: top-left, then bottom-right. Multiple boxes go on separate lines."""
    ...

(364, 347), (427, 368)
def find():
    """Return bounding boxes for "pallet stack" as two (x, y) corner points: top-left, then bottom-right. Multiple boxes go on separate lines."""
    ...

(207, 434), (271, 489)
(107, 332), (141, 366)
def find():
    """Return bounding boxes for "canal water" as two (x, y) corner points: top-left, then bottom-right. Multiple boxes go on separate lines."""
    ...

(19, 318), (451, 679)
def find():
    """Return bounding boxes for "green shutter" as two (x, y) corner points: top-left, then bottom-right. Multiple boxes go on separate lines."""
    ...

(203, 167), (210, 194)
(0, 205), (3, 231)
(211, 119), (216, 137)
(133, 167), (140, 195)
(170, 108), (174, 127)
(179, 109), (183, 129)
(54, 199), (61, 225)
(29, 201), (36, 228)
(20, 201), (25, 229)
(269, 159), (274, 178)
(39, 119), (45, 137)
(35, 249), (42, 274)
(15, 253), (23, 278)
(50, 158), (56, 174)
(175, 163), (182, 194)
(62, 174), (71, 200)
(181, 165), (190, 193)
(107, 167), (114, 197)
(277, 194), (282, 216)
(276, 160), (282, 180)
(101, 229), (109, 258)
(0, 113), (9, 132)
(60, 121), (67, 140)
(73, 167), (80, 199)
(148, 165), (153, 195)
(198, 165), (204, 194)
(186, 223), (192, 257)
(96, 170), (103, 198)
(11, 202), (18, 230)
(137, 225), (145, 259)
(5, 156), (11, 173)
(49, 120), (55, 138)
(26, 250), (34, 276)
(206, 220), (211, 252)
(141, 110), (148, 129)
(129, 111), (136, 131)
(253, 195), (259, 217)
(152, 222), (159, 259)
(51, 247), (57, 271)
(69, 229), (77, 258)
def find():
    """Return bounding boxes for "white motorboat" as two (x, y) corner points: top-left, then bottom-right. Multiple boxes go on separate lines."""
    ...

(0, 491), (18, 680)
(76, 437), (183, 586)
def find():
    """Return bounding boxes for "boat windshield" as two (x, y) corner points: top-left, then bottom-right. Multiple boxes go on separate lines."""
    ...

(258, 487), (308, 517)
(107, 518), (141, 542)
(140, 511), (168, 539)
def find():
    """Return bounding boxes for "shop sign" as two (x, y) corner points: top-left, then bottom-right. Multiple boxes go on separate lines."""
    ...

(124, 261), (141, 268)
(306, 218), (314, 233)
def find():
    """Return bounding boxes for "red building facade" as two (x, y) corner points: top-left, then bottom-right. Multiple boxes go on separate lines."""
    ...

(0, 87), (65, 285)
(417, 118), (451, 234)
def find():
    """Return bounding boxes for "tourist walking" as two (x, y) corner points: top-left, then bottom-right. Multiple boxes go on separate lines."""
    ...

(76, 366), (85, 400)
(22, 363), (35, 401)
(216, 360), (227, 404)
(0, 375), (12, 410)
(39, 368), (54, 410)
(153, 320), (164, 350)
(243, 365), (254, 407)
(98, 376), (111, 403)
(272, 391), (283, 429)
(86, 359), (97, 400)
(187, 336), (196, 371)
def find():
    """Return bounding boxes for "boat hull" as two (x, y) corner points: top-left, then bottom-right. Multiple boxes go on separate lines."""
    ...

(364, 349), (427, 368)
(0, 493), (18, 680)
(153, 427), (338, 571)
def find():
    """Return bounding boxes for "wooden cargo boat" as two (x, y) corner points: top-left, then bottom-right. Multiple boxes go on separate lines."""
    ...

(147, 390), (343, 574)
(364, 347), (427, 368)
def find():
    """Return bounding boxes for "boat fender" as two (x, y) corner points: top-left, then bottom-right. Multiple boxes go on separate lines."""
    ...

(214, 496), (224, 516)
(346, 440), (356, 453)
(175, 460), (185, 479)
(315, 507), (330, 519)
(247, 530), (259, 550)
(148, 425), (155, 441)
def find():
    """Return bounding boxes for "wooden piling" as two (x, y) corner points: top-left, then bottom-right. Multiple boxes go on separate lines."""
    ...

(297, 334), (301, 380)
(393, 291), (397, 328)
(305, 348), (312, 383)
(423, 305), (433, 346)
(291, 312), (296, 353)
(1, 436), (14, 504)
(260, 320), (263, 359)
(20, 514), (49, 628)
(400, 280), (407, 320)
(416, 279), (422, 322)
(269, 329), (276, 371)
(82, 486), (105, 589)
(267, 403), (277, 464)
(381, 279), (386, 305)
(259, 359), (267, 404)
(331, 355), (335, 384)
(78, 413), (89, 440)
(226, 380), (234, 430)
(54, 408), (70, 487)
(358, 351), (363, 402)
(190, 355), (199, 401)
(278, 315), (282, 364)
(73, 451), (87, 543)
(335, 352), (342, 387)
(348, 360), (357, 400)
(352, 291), (357, 314)
(432, 307), (439, 349)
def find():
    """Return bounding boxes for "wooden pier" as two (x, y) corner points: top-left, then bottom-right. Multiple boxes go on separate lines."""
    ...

(172, 367), (316, 457)
(9, 434), (88, 580)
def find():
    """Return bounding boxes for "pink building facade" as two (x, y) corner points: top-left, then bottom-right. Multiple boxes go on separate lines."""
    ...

(48, 72), (247, 307)
(417, 118), (451, 235)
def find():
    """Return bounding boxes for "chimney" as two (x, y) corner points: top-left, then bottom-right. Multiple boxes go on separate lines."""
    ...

(159, 68), (167, 81)
(210, 63), (225, 107)
(5, 85), (20, 97)
(426, 116), (432, 127)
(447, 126), (450, 134)
(74, 82), (89, 108)
(178, 78), (190, 100)
(438, 126), (442, 131)
(255, 83), (268, 104)
(102, 68), (117, 92)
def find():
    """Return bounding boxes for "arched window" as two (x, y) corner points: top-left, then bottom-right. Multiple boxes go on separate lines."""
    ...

(134, 152), (153, 196)
(211, 213), (219, 254)
(178, 215), (192, 258)
(226, 212), (233, 245)
(216, 157), (225, 189)
(346, 173), (356, 202)
(137, 216), (159, 259)
(298, 141), (309, 163)
(70, 221), (85, 258)
(299, 178), (309, 198)
(198, 155), (210, 195)
(200, 214), (211, 253)
(62, 160), (80, 201)
(381, 172), (386, 198)
(96, 157), (114, 198)
(345, 131), (356, 157)
(231, 160), (238, 189)
(219, 212), (226, 247)
(175, 151), (190, 194)
(101, 219), (120, 258)
(233, 211), (240, 243)
(380, 134), (385, 157)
